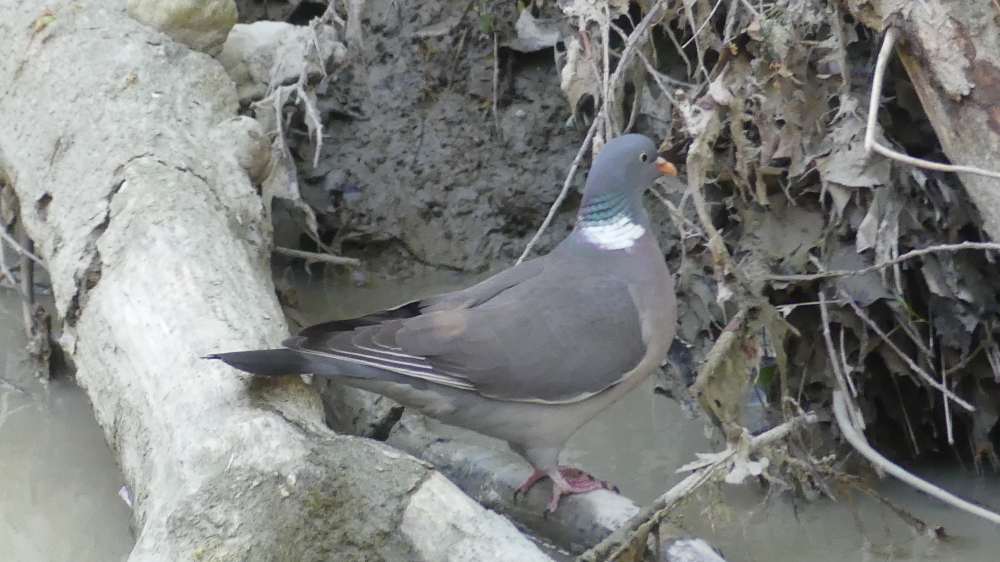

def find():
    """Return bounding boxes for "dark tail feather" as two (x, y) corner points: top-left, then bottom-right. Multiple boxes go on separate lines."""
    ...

(296, 300), (422, 339)
(205, 349), (313, 377)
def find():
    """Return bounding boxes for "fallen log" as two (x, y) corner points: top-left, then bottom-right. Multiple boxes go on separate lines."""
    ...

(0, 1), (551, 560)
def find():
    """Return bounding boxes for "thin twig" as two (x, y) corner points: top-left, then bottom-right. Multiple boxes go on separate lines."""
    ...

(739, 0), (761, 17)
(662, 18), (693, 79)
(274, 246), (360, 266)
(0, 227), (44, 266)
(942, 352), (955, 445)
(818, 289), (864, 430)
(845, 298), (974, 412)
(890, 303), (933, 360)
(516, 117), (601, 264)
(0, 238), (32, 304)
(889, 361), (920, 456)
(638, 51), (686, 106)
(607, 1), (669, 103)
(681, 0), (725, 49)
(21, 238), (35, 339)
(767, 241), (1000, 282)
(847, 479), (932, 536)
(833, 391), (1000, 526)
(866, 27), (1000, 179)
(649, 187), (704, 240)
(680, 0), (712, 80)
(580, 411), (818, 562)
(518, 2), (673, 263)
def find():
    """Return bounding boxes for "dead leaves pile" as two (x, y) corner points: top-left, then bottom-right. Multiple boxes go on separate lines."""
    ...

(550, 0), (1000, 513)
(259, 0), (999, 489)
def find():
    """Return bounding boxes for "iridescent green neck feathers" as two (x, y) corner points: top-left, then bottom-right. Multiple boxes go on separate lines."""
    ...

(574, 193), (646, 250)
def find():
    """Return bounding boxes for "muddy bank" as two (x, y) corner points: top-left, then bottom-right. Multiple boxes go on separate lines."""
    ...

(253, 0), (1000, 545)
(2, 0), (999, 559)
(260, 0), (683, 275)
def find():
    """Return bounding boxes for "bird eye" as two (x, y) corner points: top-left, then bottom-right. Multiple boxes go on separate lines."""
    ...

(639, 152), (649, 162)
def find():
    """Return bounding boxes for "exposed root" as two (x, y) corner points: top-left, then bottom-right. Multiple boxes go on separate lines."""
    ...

(767, 241), (1000, 283)
(274, 246), (360, 267)
(0, 225), (44, 267)
(865, 27), (1000, 179)
(832, 391), (1000, 527)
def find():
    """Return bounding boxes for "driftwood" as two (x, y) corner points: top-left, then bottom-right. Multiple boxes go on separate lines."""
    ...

(0, 1), (552, 560)
(847, 0), (1000, 239)
(316, 373), (732, 561)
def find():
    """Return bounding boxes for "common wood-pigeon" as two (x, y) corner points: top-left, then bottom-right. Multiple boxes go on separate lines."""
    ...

(209, 134), (679, 510)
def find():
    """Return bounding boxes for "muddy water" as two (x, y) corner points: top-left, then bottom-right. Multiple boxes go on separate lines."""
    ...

(2, 269), (997, 562)
(297, 271), (1000, 561)
(0, 292), (133, 561)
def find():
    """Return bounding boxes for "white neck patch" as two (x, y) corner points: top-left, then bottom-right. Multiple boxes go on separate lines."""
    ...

(579, 214), (645, 250)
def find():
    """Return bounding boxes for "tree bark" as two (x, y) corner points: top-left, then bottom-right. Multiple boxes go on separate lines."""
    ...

(0, 1), (551, 560)
(848, 0), (1000, 239)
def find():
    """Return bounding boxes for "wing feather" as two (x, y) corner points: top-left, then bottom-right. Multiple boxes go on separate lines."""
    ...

(289, 255), (647, 403)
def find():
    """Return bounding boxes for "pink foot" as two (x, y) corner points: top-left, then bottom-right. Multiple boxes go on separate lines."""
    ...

(515, 466), (617, 512)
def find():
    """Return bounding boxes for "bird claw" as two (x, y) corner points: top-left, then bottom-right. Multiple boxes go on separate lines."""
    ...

(514, 468), (547, 501)
(515, 466), (618, 512)
(556, 467), (619, 493)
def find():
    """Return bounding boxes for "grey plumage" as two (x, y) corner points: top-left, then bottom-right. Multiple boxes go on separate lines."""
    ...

(209, 134), (679, 510)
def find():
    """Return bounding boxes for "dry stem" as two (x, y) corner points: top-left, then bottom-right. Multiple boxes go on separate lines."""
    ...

(832, 391), (1000, 527)
(865, 27), (1000, 179)
(818, 290), (864, 428)
(516, 116), (600, 264)
(579, 410), (818, 562)
(844, 298), (973, 411)
(0, 226), (44, 266)
(767, 241), (1000, 282)
(274, 246), (360, 266)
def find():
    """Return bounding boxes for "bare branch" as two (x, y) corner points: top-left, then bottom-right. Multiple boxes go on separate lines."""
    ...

(516, 116), (601, 264)
(833, 391), (1000, 527)
(866, 27), (1000, 179)
(767, 241), (1000, 282)
(844, 298), (973, 411)
(274, 246), (360, 266)
(0, 227), (44, 267)
(580, 411), (818, 562)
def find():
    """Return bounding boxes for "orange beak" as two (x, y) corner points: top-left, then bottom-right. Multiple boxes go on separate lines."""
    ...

(655, 156), (677, 176)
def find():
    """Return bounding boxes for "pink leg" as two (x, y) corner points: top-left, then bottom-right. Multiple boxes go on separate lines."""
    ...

(515, 468), (548, 498)
(515, 466), (618, 511)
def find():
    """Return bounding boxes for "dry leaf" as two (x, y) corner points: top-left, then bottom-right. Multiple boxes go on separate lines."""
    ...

(559, 36), (600, 119)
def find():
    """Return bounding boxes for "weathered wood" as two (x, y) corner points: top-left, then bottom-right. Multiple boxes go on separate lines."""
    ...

(0, 1), (551, 560)
(847, 0), (1000, 240)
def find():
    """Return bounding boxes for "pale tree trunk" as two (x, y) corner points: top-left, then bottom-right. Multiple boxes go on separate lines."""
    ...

(0, 1), (551, 560)
(848, 0), (1000, 238)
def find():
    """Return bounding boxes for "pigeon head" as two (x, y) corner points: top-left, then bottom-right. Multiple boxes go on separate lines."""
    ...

(574, 134), (677, 250)
(582, 134), (676, 202)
